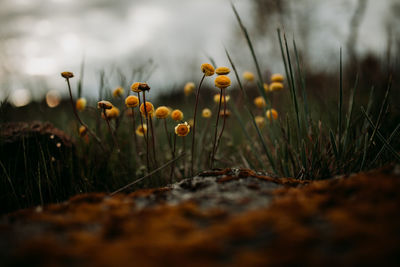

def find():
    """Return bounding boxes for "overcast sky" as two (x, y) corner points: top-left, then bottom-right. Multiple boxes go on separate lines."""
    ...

(0, 0), (398, 102)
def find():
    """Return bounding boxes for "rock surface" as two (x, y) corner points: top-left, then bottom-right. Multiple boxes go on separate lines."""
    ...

(1, 167), (399, 266)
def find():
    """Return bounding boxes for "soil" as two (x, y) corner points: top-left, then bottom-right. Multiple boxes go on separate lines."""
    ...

(1, 167), (400, 266)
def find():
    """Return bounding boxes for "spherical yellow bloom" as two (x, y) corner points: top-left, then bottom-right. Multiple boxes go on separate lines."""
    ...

(97, 100), (113, 110)
(112, 87), (125, 98)
(136, 124), (148, 137)
(76, 97), (87, 111)
(171, 109), (184, 121)
(266, 108), (278, 120)
(271, 73), (284, 83)
(215, 66), (230, 75)
(202, 108), (212, 118)
(175, 122), (190, 137)
(215, 75), (231, 89)
(254, 96), (266, 108)
(219, 109), (231, 118)
(263, 83), (269, 92)
(269, 82), (284, 92)
(140, 102), (154, 117)
(201, 63), (215, 76)
(102, 106), (120, 120)
(79, 125), (87, 137)
(61, 71), (74, 79)
(125, 95), (139, 108)
(254, 116), (265, 128)
(155, 106), (170, 119)
(213, 94), (230, 104)
(184, 82), (195, 96)
(131, 82), (150, 92)
(243, 71), (255, 82)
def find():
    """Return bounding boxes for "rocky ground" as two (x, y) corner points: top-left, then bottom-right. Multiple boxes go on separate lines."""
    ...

(1, 167), (400, 266)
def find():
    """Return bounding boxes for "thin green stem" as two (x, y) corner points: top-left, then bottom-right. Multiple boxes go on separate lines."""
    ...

(191, 74), (206, 176)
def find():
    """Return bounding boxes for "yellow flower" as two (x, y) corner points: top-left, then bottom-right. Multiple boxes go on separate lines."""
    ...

(131, 82), (150, 93)
(79, 125), (87, 137)
(97, 100), (113, 110)
(219, 109), (231, 118)
(155, 106), (170, 119)
(243, 71), (254, 81)
(254, 116), (265, 128)
(125, 95), (139, 108)
(269, 82), (284, 92)
(202, 108), (212, 118)
(254, 96), (266, 108)
(61, 71), (74, 79)
(113, 87), (125, 98)
(214, 94), (230, 104)
(215, 75), (231, 89)
(171, 109), (184, 121)
(215, 66), (230, 75)
(102, 106), (120, 120)
(201, 63), (215, 76)
(136, 124), (148, 136)
(271, 73), (284, 83)
(266, 108), (278, 120)
(184, 82), (195, 96)
(175, 122), (190, 136)
(140, 102), (154, 117)
(76, 97), (87, 111)
(263, 83), (269, 92)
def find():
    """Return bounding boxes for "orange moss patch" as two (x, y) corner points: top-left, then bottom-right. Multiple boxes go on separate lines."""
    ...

(1, 168), (400, 266)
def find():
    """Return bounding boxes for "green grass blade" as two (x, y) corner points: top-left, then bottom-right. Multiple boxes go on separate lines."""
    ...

(283, 33), (301, 136)
(226, 48), (277, 173)
(338, 47), (343, 157)
(369, 75), (392, 143)
(361, 106), (400, 161)
(293, 38), (309, 129)
(229, 102), (266, 169)
(359, 132), (369, 171)
(231, 3), (267, 101)
(329, 129), (339, 162)
(343, 74), (358, 150)
(371, 123), (400, 165)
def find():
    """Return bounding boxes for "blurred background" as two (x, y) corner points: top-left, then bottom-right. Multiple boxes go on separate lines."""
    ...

(0, 0), (399, 106)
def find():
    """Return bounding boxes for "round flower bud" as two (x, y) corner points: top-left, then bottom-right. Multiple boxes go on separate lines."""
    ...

(184, 82), (195, 96)
(79, 125), (88, 137)
(171, 109), (183, 121)
(201, 63), (215, 76)
(155, 106), (170, 119)
(136, 124), (148, 137)
(97, 100), (113, 110)
(140, 102), (154, 117)
(202, 108), (212, 118)
(213, 94), (230, 104)
(76, 98), (87, 111)
(175, 122), (190, 136)
(254, 116), (265, 128)
(271, 73), (284, 83)
(243, 71), (255, 82)
(266, 108), (278, 120)
(269, 82), (284, 92)
(254, 96), (266, 108)
(125, 95), (139, 108)
(61, 71), (74, 79)
(215, 75), (231, 89)
(215, 66), (230, 75)
(219, 110), (231, 118)
(113, 87), (125, 98)
(102, 106), (120, 120)
(263, 83), (269, 92)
